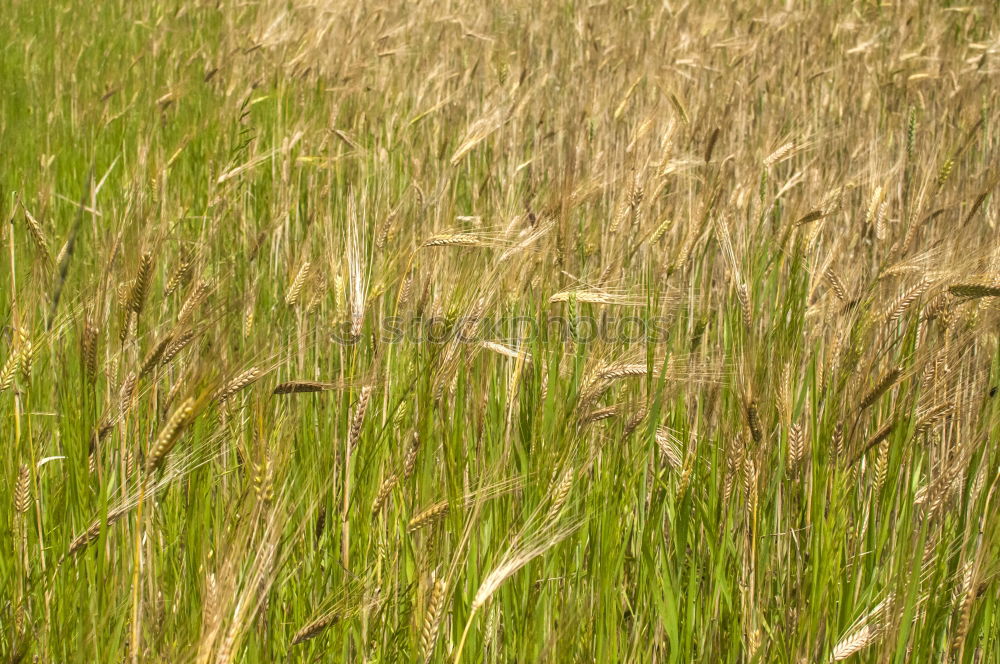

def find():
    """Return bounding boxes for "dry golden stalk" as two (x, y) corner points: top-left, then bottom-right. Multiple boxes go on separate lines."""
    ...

(420, 577), (447, 663)
(948, 282), (1000, 299)
(145, 398), (195, 473)
(273, 380), (335, 395)
(407, 501), (449, 532)
(291, 610), (339, 645)
(285, 261), (311, 307)
(129, 251), (155, 315)
(858, 366), (901, 411)
(215, 367), (261, 404)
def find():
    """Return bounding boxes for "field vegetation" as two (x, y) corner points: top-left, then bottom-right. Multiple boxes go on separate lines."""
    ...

(2, 0), (1000, 662)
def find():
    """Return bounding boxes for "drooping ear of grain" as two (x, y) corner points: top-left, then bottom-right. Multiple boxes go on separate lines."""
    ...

(273, 380), (334, 395)
(291, 610), (339, 645)
(948, 282), (1000, 299)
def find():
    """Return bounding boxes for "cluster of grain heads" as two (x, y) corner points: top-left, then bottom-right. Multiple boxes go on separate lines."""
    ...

(453, 520), (582, 662)
(4, 1), (1000, 660)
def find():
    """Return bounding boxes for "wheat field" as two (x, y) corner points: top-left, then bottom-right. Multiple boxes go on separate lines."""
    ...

(2, 1), (1000, 662)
